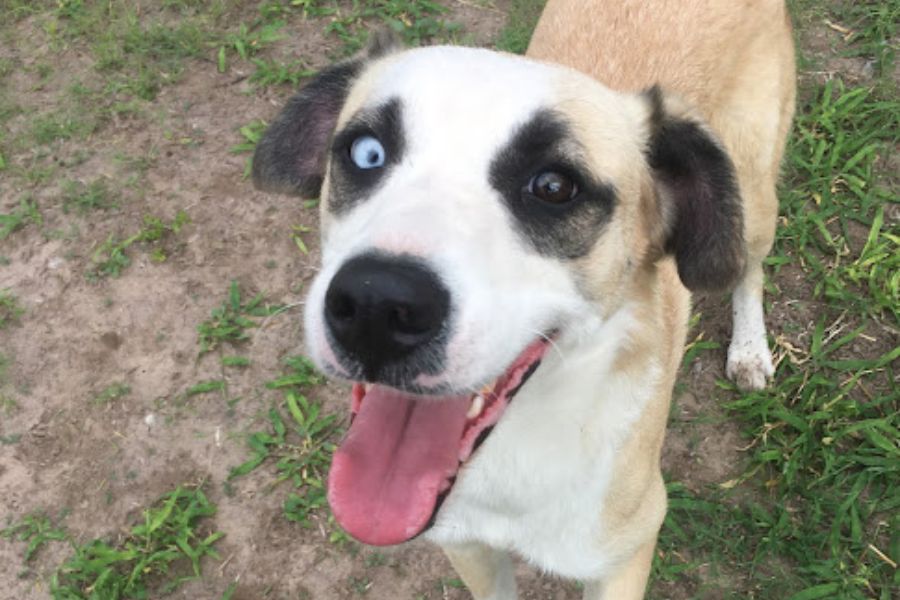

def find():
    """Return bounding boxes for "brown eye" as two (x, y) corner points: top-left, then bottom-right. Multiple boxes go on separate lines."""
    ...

(529, 171), (577, 204)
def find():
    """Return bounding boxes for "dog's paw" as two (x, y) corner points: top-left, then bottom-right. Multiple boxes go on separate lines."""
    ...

(726, 338), (774, 391)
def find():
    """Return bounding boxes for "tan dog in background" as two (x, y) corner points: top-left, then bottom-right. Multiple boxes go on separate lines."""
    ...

(529, 0), (796, 393)
(252, 1), (795, 598)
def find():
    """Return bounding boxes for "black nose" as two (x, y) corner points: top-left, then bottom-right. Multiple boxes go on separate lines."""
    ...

(324, 254), (450, 379)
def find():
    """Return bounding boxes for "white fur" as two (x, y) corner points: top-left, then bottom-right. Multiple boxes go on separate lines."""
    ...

(426, 307), (660, 581)
(726, 272), (774, 390)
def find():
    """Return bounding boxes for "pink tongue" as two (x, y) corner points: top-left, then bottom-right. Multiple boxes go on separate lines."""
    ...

(328, 385), (470, 546)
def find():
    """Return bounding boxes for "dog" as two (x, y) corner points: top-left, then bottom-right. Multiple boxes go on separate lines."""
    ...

(251, 0), (795, 597)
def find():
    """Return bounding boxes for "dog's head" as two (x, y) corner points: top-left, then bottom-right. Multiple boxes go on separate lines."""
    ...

(253, 34), (745, 546)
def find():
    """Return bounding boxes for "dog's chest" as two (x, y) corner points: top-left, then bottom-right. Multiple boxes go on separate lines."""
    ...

(427, 324), (660, 579)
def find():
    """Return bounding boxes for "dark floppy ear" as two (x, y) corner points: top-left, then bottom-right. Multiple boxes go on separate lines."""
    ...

(252, 30), (401, 197)
(644, 86), (746, 292)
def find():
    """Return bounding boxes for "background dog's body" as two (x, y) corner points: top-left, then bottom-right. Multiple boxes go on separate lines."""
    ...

(529, 0), (796, 393)
(252, 1), (795, 598)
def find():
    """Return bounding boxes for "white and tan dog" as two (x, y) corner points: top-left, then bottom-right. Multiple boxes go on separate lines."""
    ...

(252, 1), (795, 597)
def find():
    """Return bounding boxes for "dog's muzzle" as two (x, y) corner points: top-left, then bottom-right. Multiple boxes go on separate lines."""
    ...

(324, 254), (450, 382)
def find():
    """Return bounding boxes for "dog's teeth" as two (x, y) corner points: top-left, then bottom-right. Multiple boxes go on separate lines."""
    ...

(364, 383), (373, 393)
(467, 394), (485, 419)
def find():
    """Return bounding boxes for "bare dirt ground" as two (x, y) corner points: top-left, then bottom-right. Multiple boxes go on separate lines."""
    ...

(0, 1), (893, 599)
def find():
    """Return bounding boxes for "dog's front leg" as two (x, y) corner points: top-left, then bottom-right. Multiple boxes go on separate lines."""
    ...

(581, 538), (656, 600)
(442, 543), (517, 600)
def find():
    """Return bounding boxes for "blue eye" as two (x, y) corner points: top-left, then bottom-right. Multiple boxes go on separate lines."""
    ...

(350, 135), (386, 169)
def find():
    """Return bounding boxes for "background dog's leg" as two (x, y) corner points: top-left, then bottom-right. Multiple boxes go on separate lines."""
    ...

(582, 538), (655, 600)
(442, 543), (517, 600)
(714, 25), (796, 391)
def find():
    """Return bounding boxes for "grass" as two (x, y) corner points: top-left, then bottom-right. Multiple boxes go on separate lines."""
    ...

(229, 356), (344, 540)
(495, 0), (546, 54)
(0, 289), (24, 328)
(1, 511), (69, 562)
(32, 114), (93, 145)
(88, 210), (189, 279)
(92, 382), (131, 406)
(0, 197), (41, 240)
(230, 119), (268, 178)
(196, 280), (284, 355)
(62, 178), (116, 214)
(51, 484), (224, 599)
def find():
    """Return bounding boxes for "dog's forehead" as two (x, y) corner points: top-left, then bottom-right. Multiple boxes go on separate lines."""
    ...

(344, 47), (580, 142)
(338, 46), (643, 180)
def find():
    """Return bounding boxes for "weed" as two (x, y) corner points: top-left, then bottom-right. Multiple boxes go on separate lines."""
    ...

(1, 511), (69, 562)
(291, 224), (312, 254)
(351, 1), (457, 53)
(220, 355), (251, 368)
(31, 114), (92, 145)
(218, 20), (286, 72)
(266, 355), (325, 390)
(230, 358), (339, 532)
(0, 197), (41, 240)
(829, 0), (900, 82)
(88, 210), (189, 279)
(61, 178), (116, 214)
(230, 120), (267, 178)
(50, 485), (224, 599)
(0, 289), (24, 328)
(92, 382), (131, 406)
(249, 58), (316, 87)
(197, 280), (283, 355)
(100, 21), (209, 101)
(186, 379), (227, 396)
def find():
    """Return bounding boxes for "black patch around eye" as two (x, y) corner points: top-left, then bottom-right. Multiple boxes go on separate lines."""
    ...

(328, 97), (405, 215)
(489, 110), (617, 259)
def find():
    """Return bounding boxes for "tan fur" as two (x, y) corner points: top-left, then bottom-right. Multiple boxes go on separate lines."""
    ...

(445, 1), (795, 597)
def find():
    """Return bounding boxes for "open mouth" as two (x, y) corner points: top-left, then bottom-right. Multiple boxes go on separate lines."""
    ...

(327, 335), (554, 546)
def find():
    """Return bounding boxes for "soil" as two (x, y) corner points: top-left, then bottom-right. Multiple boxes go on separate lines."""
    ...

(0, 2), (887, 600)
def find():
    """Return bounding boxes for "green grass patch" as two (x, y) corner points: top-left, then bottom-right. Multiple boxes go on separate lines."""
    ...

(0, 197), (42, 240)
(62, 177), (116, 214)
(88, 210), (189, 279)
(826, 0), (899, 83)
(230, 119), (267, 178)
(197, 280), (284, 355)
(778, 80), (899, 318)
(306, 0), (460, 55)
(31, 113), (93, 145)
(495, 0), (546, 54)
(92, 382), (131, 406)
(0, 289), (24, 328)
(229, 357), (344, 540)
(51, 484), (224, 599)
(186, 379), (227, 397)
(220, 355), (251, 368)
(218, 20), (286, 72)
(1, 511), (69, 562)
(249, 58), (315, 88)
